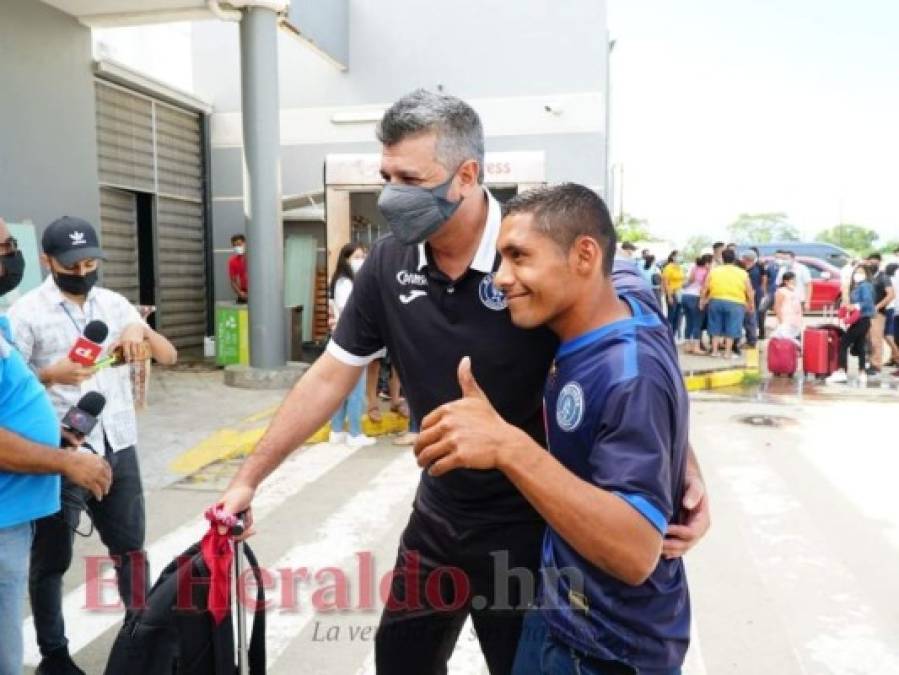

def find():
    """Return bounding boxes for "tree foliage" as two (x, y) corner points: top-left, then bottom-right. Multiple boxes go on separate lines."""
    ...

(879, 239), (899, 255)
(614, 212), (653, 243)
(727, 212), (799, 244)
(815, 224), (879, 255)
(682, 235), (713, 262)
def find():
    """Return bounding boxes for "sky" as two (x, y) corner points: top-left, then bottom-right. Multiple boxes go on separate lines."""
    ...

(607, 0), (899, 247)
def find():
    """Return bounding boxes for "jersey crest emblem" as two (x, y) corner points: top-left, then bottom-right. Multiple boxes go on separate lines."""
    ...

(479, 274), (507, 311)
(556, 382), (585, 432)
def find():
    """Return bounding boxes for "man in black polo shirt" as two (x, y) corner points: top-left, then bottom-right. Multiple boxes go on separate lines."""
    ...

(219, 89), (710, 673)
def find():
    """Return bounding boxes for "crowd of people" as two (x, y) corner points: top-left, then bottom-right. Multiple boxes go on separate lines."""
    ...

(617, 240), (899, 379)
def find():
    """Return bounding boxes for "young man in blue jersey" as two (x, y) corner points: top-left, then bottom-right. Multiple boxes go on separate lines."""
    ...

(415, 184), (692, 674)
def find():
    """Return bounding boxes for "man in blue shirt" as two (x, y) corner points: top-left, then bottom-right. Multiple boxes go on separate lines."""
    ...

(0, 218), (110, 675)
(414, 185), (691, 674)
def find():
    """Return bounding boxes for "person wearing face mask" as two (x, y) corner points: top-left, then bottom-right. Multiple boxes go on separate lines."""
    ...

(774, 251), (811, 312)
(0, 218), (112, 675)
(228, 233), (248, 304)
(0, 225), (26, 300)
(827, 265), (875, 384)
(7, 216), (177, 674)
(216, 89), (711, 673)
(328, 243), (377, 449)
(773, 271), (803, 339)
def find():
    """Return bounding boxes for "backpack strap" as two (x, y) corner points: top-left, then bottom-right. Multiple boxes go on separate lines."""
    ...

(242, 543), (267, 674)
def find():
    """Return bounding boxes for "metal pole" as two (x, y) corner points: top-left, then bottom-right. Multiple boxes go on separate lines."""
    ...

(604, 39), (616, 204)
(240, 5), (286, 368)
(234, 541), (249, 675)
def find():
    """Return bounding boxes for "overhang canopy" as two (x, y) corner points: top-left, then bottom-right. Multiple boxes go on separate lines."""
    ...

(40, 1), (217, 26)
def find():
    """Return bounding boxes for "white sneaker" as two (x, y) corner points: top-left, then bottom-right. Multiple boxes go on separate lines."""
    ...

(825, 371), (848, 384)
(329, 431), (347, 445)
(347, 434), (377, 448)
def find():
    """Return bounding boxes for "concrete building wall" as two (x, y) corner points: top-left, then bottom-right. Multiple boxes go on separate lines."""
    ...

(192, 0), (607, 112)
(193, 0), (609, 301)
(0, 0), (101, 233)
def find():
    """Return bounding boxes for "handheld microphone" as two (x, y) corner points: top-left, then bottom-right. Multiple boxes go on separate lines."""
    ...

(68, 320), (108, 366)
(61, 391), (106, 439)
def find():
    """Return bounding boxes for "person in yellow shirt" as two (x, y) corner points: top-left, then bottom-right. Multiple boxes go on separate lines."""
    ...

(700, 248), (754, 359)
(661, 250), (686, 339)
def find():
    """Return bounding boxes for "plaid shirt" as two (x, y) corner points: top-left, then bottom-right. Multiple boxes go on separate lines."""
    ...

(7, 276), (144, 453)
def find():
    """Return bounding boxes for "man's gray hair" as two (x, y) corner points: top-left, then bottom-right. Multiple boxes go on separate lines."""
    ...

(377, 89), (485, 182)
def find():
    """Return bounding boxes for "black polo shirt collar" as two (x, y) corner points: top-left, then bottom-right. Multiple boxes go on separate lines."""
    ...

(415, 187), (503, 274)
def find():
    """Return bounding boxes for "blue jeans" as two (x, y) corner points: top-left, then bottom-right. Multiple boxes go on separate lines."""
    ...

(667, 298), (684, 339)
(0, 521), (33, 675)
(512, 609), (681, 675)
(30, 445), (148, 657)
(332, 371), (367, 436)
(681, 294), (704, 340)
(743, 306), (758, 346)
(708, 299), (745, 339)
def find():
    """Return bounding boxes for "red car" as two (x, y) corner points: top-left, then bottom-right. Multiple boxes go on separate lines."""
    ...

(761, 256), (842, 312)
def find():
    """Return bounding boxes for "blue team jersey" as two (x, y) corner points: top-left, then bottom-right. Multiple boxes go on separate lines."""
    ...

(0, 316), (61, 529)
(538, 286), (691, 671)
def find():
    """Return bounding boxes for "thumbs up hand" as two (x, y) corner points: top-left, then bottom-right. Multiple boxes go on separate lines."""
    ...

(414, 357), (528, 477)
(457, 355), (488, 401)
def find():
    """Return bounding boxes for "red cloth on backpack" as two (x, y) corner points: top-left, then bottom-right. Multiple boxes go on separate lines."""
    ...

(201, 507), (235, 625)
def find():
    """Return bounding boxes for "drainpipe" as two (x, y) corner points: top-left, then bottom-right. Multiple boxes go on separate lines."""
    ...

(206, 0), (242, 22)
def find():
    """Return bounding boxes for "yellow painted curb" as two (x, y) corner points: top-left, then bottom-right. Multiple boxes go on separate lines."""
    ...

(743, 347), (760, 372)
(169, 427), (265, 474)
(684, 374), (709, 392)
(707, 369), (746, 388)
(169, 410), (410, 476)
(683, 364), (759, 392)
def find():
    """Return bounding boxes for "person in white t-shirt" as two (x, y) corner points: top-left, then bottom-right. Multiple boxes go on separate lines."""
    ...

(328, 243), (377, 448)
(775, 250), (812, 310)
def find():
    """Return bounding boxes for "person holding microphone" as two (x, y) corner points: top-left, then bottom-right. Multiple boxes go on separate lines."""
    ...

(0, 217), (111, 675)
(8, 216), (176, 675)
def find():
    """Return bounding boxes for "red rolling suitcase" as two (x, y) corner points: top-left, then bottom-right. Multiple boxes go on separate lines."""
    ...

(819, 324), (844, 375)
(803, 327), (840, 377)
(768, 337), (799, 376)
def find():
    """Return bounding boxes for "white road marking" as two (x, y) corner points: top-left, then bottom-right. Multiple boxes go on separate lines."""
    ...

(353, 617), (488, 675)
(264, 452), (420, 666)
(719, 414), (899, 674)
(23, 442), (358, 666)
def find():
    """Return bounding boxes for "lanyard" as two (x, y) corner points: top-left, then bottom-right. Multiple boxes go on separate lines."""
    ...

(60, 300), (95, 340)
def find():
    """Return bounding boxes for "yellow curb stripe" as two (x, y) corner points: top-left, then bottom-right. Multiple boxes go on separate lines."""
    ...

(684, 374), (709, 391)
(169, 427), (266, 475)
(707, 368), (746, 388)
(241, 405), (280, 424)
(169, 411), (411, 476)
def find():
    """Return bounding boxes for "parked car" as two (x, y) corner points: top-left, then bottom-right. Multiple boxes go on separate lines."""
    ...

(741, 242), (850, 269)
(761, 256), (842, 312)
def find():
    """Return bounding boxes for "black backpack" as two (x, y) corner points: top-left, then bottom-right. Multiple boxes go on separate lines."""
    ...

(104, 541), (266, 675)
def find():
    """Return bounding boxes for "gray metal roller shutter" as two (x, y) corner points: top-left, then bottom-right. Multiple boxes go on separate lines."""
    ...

(95, 83), (155, 193)
(95, 80), (208, 350)
(98, 187), (139, 304)
(155, 197), (206, 348)
(155, 104), (203, 201)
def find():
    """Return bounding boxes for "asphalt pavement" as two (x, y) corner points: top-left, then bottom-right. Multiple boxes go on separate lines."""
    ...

(20, 363), (899, 675)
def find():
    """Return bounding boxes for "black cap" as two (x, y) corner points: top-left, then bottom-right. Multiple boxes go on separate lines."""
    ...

(42, 216), (106, 266)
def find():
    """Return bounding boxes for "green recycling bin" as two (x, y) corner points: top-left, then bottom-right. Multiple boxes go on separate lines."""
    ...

(215, 303), (249, 366)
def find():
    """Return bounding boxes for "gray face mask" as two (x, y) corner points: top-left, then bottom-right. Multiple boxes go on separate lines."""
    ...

(378, 171), (462, 246)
